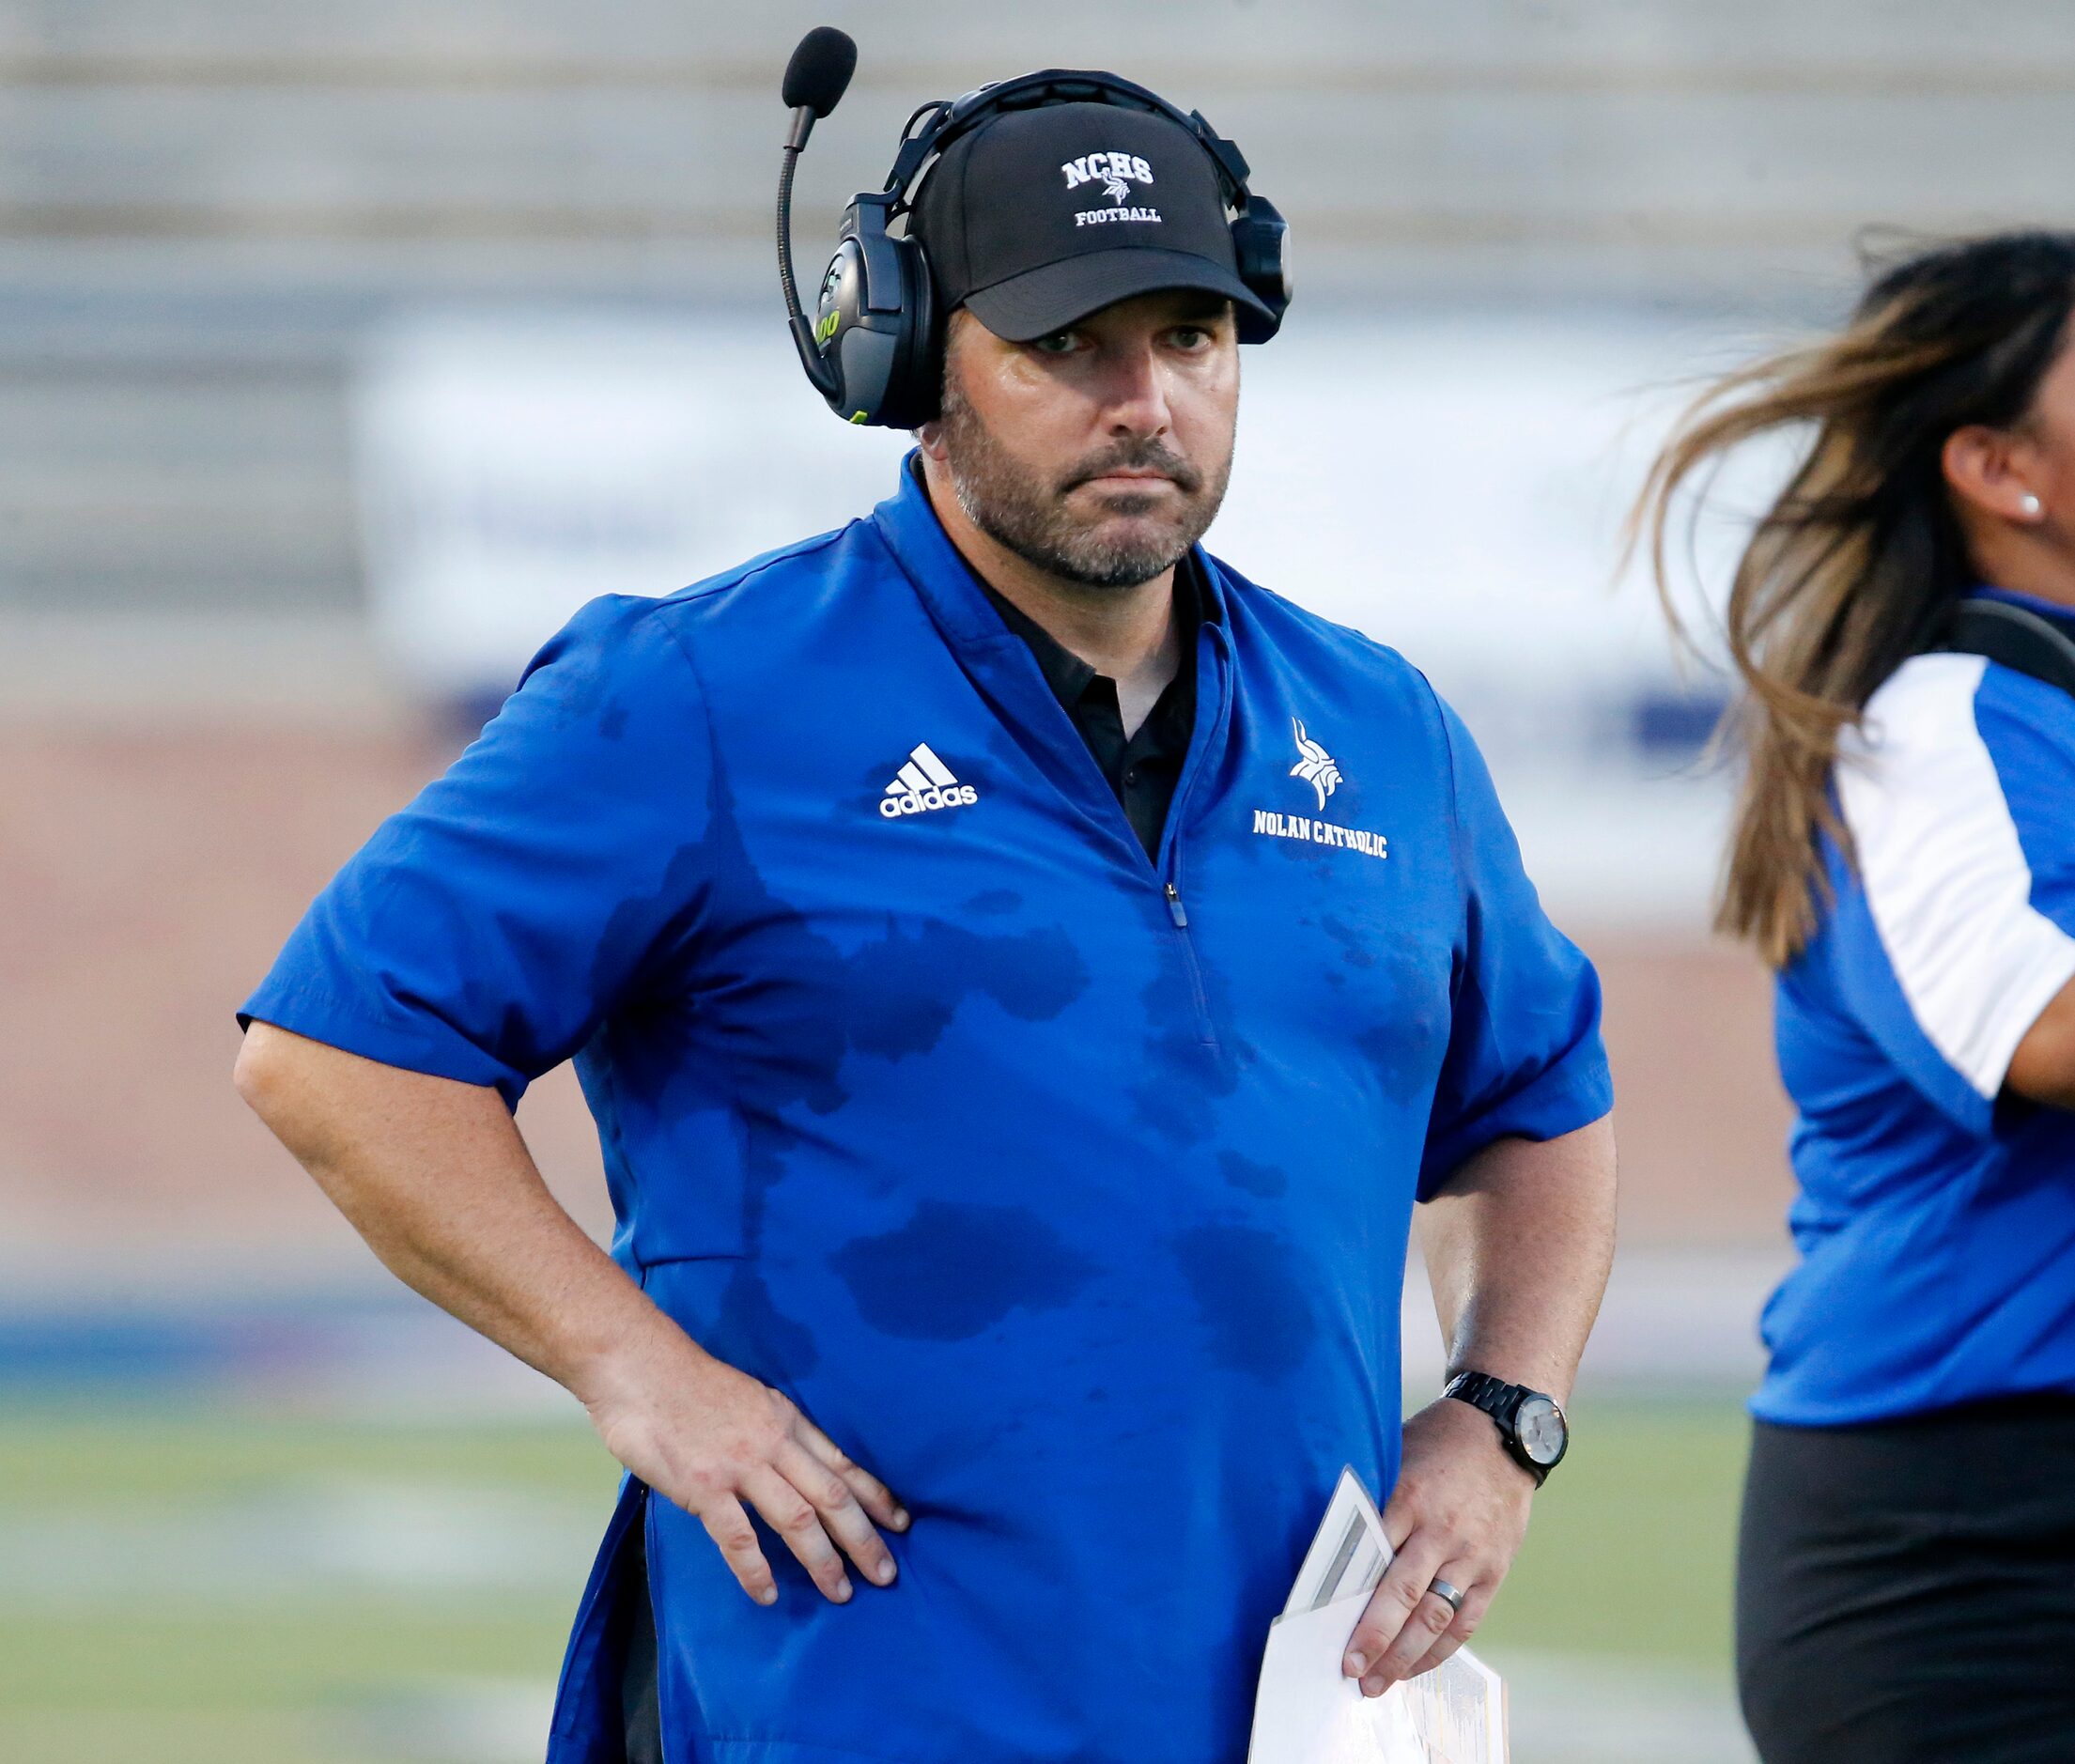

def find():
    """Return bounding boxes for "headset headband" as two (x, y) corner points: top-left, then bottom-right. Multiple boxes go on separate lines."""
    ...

(880, 70), (1257, 220)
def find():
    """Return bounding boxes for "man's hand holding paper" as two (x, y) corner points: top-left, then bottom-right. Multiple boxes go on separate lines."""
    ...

(1339, 1396), (1537, 1696)
(1249, 1466), (1509, 1764)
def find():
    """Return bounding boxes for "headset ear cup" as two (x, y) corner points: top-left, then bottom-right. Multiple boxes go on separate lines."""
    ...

(880, 235), (939, 429)
(1231, 195), (1292, 344)
(813, 196), (936, 426)
(809, 240), (858, 416)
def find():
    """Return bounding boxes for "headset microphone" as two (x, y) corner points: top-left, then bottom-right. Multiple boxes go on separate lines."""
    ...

(782, 24), (856, 122)
(778, 26), (858, 401)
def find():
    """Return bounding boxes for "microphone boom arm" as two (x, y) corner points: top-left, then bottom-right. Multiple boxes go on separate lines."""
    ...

(779, 107), (840, 400)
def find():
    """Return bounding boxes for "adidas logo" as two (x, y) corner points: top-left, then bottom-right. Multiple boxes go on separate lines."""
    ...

(878, 742), (979, 819)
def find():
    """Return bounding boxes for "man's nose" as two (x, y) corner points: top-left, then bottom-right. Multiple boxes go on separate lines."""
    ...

(1094, 339), (1173, 436)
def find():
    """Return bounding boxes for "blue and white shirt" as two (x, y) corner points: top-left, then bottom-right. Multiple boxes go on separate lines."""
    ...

(1758, 587), (2075, 1428)
(241, 456), (1611, 1764)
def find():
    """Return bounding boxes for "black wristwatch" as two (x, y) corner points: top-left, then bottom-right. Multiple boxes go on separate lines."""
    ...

(1442, 1370), (1569, 1485)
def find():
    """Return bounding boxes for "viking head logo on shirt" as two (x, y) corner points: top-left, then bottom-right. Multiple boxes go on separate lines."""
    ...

(1290, 720), (1342, 811)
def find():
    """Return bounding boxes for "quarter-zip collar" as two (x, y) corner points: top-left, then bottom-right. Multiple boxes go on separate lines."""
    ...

(985, 564), (1201, 863)
(871, 451), (1233, 871)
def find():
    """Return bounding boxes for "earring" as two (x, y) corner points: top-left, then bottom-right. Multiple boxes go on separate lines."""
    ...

(2021, 493), (2045, 520)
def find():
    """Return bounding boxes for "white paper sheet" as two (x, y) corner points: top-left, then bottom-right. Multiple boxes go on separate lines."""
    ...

(1282, 1466), (1392, 1618)
(1247, 1467), (1508, 1764)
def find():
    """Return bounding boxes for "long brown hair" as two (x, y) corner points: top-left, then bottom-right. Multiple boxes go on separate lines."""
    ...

(1631, 232), (2075, 967)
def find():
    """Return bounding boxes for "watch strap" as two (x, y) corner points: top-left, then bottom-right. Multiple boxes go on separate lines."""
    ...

(1443, 1369), (1556, 1485)
(1443, 1369), (1521, 1426)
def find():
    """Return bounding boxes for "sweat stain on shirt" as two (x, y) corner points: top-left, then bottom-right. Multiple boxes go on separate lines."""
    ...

(831, 1199), (1098, 1340)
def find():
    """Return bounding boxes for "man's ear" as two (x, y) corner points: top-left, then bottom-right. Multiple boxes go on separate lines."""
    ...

(1943, 422), (2046, 525)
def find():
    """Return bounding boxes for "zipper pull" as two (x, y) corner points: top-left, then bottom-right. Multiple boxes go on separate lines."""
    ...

(1163, 882), (1189, 928)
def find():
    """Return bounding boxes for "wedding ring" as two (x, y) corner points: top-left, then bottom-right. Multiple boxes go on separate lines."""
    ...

(1427, 1577), (1465, 1617)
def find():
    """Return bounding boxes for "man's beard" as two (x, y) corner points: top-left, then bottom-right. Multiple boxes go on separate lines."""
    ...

(936, 376), (1232, 590)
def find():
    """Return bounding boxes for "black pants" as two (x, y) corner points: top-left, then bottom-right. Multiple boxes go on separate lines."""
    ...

(1737, 1395), (2075, 1764)
(618, 1520), (664, 1764)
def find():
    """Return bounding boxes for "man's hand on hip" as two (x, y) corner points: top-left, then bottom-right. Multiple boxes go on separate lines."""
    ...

(1341, 1396), (1535, 1696)
(230, 1029), (912, 1613)
(580, 1320), (910, 1608)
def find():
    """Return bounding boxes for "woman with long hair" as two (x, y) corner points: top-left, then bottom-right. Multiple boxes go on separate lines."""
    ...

(1634, 231), (2075, 1763)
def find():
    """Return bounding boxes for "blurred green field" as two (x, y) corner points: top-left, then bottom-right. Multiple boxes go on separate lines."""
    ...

(0, 1393), (1747, 1763)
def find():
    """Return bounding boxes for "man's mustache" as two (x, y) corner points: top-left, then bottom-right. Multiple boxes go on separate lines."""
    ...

(1059, 441), (1203, 498)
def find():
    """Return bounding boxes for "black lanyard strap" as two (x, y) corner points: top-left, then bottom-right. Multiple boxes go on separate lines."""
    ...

(1940, 597), (2075, 700)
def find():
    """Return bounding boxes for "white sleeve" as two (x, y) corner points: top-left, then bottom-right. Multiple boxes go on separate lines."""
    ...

(1839, 654), (2075, 1100)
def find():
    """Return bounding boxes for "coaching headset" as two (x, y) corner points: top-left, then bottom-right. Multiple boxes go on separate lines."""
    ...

(776, 26), (1293, 430)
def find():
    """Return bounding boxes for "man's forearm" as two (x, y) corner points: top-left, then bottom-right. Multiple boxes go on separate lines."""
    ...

(233, 1021), (665, 1396)
(1343, 1114), (1616, 1693)
(1415, 1116), (1618, 1402)
(234, 1021), (909, 1606)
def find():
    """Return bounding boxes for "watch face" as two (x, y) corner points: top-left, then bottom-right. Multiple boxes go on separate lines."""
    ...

(1515, 1396), (1568, 1466)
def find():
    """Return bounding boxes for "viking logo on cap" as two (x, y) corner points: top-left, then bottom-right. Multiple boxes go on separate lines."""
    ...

(1061, 152), (1154, 204)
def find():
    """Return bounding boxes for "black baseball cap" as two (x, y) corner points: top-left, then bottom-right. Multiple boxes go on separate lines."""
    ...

(911, 96), (1276, 342)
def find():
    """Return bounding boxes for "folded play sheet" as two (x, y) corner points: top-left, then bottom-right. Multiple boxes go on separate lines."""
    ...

(1247, 1467), (1508, 1764)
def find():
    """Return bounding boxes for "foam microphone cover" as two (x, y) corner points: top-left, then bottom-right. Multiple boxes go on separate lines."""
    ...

(782, 27), (858, 118)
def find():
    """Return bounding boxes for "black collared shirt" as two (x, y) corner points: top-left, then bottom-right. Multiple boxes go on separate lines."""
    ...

(979, 560), (1200, 863)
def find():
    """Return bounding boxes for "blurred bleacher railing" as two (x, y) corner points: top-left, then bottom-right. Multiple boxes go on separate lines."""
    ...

(6, 0), (2075, 629)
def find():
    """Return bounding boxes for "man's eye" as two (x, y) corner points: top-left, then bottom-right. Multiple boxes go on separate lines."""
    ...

(1031, 331), (1079, 355)
(1169, 326), (1212, 348)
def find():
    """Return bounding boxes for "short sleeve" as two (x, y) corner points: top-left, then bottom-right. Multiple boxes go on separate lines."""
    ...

(1418, 698), (1614, 1197)
(1833, 657), (2075, 1131)
(239, 596), (714, 1107)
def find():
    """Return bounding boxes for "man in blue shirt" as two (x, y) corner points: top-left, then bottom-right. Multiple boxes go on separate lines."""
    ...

(236, 83), (1616, 1764)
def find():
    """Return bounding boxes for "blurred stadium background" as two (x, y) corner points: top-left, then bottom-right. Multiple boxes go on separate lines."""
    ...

(6, 2), (2070, 1758)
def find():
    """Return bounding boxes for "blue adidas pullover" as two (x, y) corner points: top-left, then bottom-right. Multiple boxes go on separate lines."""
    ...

(242, 456), (1611, 1763)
